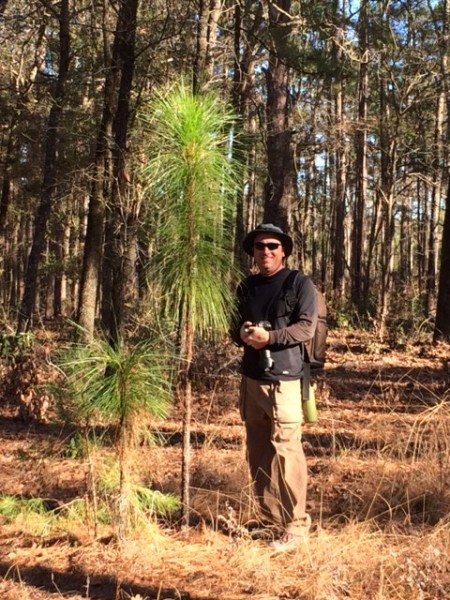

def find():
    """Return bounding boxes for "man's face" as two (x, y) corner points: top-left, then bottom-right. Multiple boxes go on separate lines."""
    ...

(253, 234), (285, 277)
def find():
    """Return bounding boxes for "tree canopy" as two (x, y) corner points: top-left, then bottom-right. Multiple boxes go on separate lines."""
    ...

(0, 0), (449, 340)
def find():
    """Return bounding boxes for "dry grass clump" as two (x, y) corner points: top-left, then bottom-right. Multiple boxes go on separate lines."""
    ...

(98, 519), (450, 599)
(2, 518), (450, 599)
(360, 401), (450, 526)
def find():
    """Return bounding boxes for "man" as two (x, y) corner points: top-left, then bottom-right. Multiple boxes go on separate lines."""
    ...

(232, 223), (318, 551)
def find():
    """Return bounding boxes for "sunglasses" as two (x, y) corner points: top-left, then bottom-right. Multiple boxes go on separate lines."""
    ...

(254, 242), (282, 251)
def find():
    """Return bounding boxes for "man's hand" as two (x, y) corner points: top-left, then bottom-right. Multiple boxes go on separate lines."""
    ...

(239, 321), (253, 342)
(240, 321), (270, 349)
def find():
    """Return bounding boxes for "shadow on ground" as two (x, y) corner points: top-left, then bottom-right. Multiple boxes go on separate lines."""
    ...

(0, 560), (203, 600)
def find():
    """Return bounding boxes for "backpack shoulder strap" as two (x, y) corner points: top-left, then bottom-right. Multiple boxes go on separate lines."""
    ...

(282, 269), (313, 314)
(282, 269), (300, 309)
(281, 270), (313, 390)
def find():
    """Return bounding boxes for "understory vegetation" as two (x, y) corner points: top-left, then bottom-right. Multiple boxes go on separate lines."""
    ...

(0, 324), (449, 599)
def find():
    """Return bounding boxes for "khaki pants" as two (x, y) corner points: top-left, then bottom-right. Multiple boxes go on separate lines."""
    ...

(240, 376), (310, 536)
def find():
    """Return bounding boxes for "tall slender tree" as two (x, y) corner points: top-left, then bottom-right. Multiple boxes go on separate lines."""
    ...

(434, 0), (450, 341)
(350, 0), (369, 313)
(331, 0), (349, 299)
(77, 1), (117, 341)
(231, 0), (262, 275)
(377, 59), (397, 339)
(263, 0), (294, 231)
(140, 82), (240, 525)
(17, 0), (70, 333)
(104, 0), (140, 346)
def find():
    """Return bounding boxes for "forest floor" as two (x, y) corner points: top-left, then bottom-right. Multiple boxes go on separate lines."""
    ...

(0, 326), (450, 600)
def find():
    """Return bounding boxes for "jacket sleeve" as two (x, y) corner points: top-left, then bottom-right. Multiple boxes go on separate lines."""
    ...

(229, 281), (248, 346)
(268, 275), (318, 346)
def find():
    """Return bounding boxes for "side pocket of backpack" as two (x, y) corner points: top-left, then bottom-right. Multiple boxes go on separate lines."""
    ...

(308, 290), (327, 369)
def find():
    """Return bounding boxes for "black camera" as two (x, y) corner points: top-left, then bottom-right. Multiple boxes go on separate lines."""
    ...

(245, 320), (273, 371)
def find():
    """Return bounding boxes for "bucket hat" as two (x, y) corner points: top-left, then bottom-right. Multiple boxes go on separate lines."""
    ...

(243, 223), (293, 257)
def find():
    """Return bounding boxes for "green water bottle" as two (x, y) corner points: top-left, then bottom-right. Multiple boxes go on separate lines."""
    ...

(302, 382), (318, 424)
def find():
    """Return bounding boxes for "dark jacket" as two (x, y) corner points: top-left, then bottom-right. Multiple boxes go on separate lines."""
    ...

(232, 268), (318, 381)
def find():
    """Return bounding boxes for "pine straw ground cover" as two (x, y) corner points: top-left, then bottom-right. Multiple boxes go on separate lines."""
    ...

(0, 329), (449, 599)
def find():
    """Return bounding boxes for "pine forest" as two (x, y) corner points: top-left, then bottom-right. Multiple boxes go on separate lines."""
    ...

(0, 2), (450, 599)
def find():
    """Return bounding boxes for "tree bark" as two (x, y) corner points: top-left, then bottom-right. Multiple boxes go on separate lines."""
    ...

(377, 64), (397, 341)
(435, 184), (450, 341)
(103, 0), (140, 345)
(193, 0), (222, 93)
(263, 0), (293, 231)
(331, 0), (348, 298)
(17, 0), (70, 333)
(232, 0), (261, 274)
(434, 0), (450, 341)
(350, 0), (368, 313)
(78, 0), (116, 341)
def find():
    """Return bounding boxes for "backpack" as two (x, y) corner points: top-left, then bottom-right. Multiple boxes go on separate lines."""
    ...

(283, 270), (327, 370)
(282, 270), (327, 413)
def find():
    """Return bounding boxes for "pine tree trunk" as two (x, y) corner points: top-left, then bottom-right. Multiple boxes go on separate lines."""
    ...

(378, 65), (397, 341)
(435, 187), (450, 341)
(332, 55), (348, 297)
(427, 82), (445, 315)
(263, 0), (293, 230)
(432, 0), (450, 341)
(180, 172), (196, 527)
(101, 0), (140, 345)
(17, 0), (70, 333)
(350, 0), (368, 313)
(231, 0), (261, 274)
(193, 0), (222, 92)
(117, 418), (132, 541)
(77, 110), (114, 339)
(180, 317), (193, 527)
